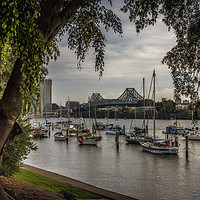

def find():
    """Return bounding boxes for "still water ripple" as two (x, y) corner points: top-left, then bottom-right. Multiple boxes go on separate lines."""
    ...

(24, 118), (200, 200)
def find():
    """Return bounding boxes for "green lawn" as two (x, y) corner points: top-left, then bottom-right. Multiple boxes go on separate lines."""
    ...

(13, 168), (104, 199)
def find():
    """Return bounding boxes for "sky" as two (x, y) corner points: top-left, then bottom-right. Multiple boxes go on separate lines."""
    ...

(46, 1), (177, 106)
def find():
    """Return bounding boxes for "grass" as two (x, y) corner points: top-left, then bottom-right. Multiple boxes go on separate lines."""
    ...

(13, 168), (104, 199)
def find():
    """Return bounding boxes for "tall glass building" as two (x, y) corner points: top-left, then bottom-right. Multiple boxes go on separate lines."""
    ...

(38, 78), (52, 114)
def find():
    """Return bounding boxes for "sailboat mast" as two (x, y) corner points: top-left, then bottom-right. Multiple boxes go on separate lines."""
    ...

(88, 96), (91, 131)
(153, 70), (156, 140)
(143, 77), (146, 132)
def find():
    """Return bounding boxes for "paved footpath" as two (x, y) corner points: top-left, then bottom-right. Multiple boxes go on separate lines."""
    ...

(22, 164), (137, 200)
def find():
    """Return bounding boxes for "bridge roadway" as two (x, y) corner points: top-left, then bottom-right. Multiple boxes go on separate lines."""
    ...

(88, 88), (143, 107)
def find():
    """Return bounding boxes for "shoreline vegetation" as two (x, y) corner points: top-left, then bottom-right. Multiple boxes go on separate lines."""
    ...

(0, 168), (105, 200)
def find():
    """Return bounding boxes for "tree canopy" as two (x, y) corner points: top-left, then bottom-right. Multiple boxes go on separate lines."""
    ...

(121, 0), (200, 100)
(1, 0), (200, 104)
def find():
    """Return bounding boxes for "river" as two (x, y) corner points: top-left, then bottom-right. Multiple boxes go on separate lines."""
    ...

(24, 118), (200, 200)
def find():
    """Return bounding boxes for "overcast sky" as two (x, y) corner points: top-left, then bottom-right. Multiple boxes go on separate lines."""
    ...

(47, 1), (176, 105)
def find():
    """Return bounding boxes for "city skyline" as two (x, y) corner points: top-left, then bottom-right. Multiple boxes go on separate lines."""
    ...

(46, 1), (176, 105)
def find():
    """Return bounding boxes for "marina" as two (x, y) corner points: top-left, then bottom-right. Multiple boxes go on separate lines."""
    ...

(25, 118), (200, 200)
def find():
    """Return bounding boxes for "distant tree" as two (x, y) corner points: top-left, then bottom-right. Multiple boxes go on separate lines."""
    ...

(136, 99), (154, 107)
(161, 100), (176, 119)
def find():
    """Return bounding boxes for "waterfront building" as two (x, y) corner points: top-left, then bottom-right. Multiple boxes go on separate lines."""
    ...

(38, 78), (52, 115)
(65, 101), (79, 113)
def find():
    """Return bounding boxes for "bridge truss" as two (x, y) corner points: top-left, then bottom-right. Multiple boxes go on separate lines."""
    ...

(88, 88), (143, 107)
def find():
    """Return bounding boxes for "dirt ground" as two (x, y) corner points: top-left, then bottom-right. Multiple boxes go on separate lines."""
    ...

(0, 176), (108, 200)
(0, 176), (67, 200)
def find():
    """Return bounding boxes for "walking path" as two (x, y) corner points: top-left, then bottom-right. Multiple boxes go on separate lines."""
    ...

(22, 164), (137, 200)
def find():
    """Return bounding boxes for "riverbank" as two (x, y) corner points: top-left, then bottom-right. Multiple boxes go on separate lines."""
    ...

(21, 164), (136, 200)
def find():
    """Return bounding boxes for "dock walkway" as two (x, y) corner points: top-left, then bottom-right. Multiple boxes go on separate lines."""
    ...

(22, 164), (137, 200)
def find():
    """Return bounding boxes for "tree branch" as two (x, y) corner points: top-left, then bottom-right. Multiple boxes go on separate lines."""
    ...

(37, 0), (88, 42)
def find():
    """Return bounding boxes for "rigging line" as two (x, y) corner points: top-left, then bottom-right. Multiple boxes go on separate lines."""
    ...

(139, 80), (143, 98)
(129, 118), (134, 132)
(188, 149), (200, 157)
(177, 156), (192, 162)
(125, 144), (141, 150)
(178, 153), (200, 164)
(178, 148), (188, 153)
(82, 117), (88, 130)
(145, 73), (154, 125)
(155, 74), (162, 102)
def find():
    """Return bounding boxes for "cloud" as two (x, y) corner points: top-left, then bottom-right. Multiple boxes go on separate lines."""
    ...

(47, 1), (176, 104)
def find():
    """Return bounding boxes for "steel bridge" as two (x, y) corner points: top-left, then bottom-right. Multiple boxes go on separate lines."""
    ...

(88, 88), (143, 107)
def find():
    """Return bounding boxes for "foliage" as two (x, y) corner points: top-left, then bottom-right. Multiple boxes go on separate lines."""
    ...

(0, 118), (37, 177)
(65, 0), (123, 77)
(0, 0), (124, 114)
(160, 99), (176, 119)
(14, 168), (103, 199)
(0, 39), (15, 98)
(121, 0), (200, 101)
(0, 0), (58, 113)
(136, 99), (154, 107)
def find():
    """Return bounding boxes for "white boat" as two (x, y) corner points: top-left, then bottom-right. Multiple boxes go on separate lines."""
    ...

(126, 77), (152, 144)
(162, 123), (188, 136)
(54, 132), (67, 141)
(77, 102), (102, 145)
(140, 70), (179, 155)
(140, 139), (179, 155)
(31, 127), (48, 138)
(69, 124), (89, 134)
(94, 121), (106, 130)
(187, 130), (200, 141)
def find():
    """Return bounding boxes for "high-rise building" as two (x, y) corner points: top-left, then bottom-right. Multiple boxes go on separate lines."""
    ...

(38, 78), (52, 114)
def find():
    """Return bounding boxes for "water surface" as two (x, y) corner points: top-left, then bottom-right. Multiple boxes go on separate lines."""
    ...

(24, 118), (200, 200)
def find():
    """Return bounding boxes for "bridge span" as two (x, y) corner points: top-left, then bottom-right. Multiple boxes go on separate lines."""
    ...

(88, 88), (143, 107)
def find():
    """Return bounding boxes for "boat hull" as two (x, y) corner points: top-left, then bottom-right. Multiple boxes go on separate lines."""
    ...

(105, 130), (123, 135)
(187, 135), (200, 141)
(78, 138), (98, 145)
(140, 143), (179, 155)
(54, 136), (67, 141)
(54, 132), (67, 141)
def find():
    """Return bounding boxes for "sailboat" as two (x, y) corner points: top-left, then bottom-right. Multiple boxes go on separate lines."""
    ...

(126, 78), (152, 144)
(186, 114), (200, 141)
(187, 130), (200, 140)
(140, 70), (179, 155)
(77, 100), (102, 145)
(105, 123), (124, 135)
(54, 131), (67, 141)
(162, 119), (188, 136)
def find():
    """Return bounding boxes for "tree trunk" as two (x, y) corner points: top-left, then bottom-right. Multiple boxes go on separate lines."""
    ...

(0, 0), (88, 198)
(0, 184), (9, 200)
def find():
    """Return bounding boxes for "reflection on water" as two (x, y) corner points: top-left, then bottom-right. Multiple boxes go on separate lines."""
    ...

(25, 118), (200, 200)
